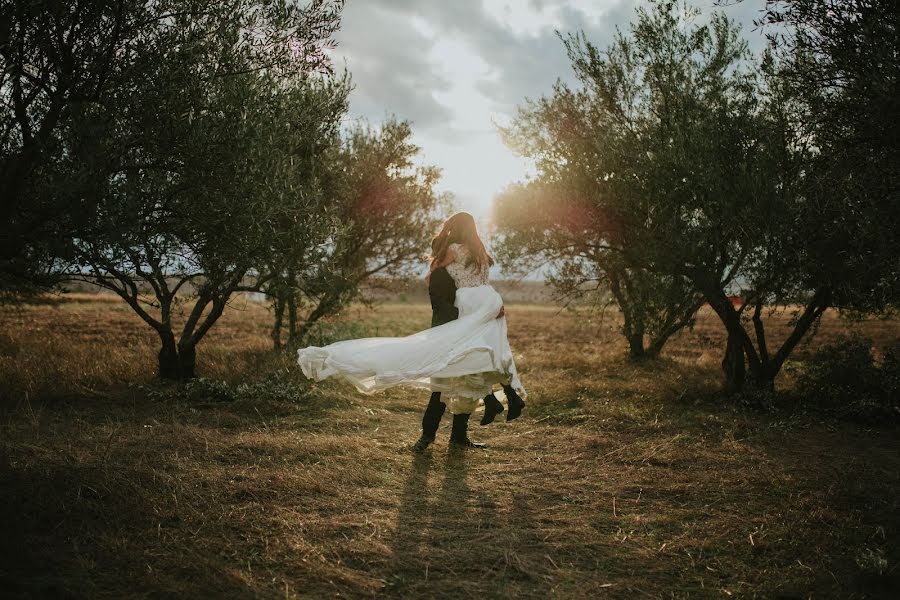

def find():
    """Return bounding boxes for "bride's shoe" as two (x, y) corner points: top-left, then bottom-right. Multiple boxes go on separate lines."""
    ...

(449, 413), (486, 449)
(504, 385), (526, 421)
(480, 393), (505, 426)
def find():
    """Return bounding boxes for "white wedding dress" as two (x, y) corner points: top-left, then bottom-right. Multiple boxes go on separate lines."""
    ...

(297, 243), (526, 402)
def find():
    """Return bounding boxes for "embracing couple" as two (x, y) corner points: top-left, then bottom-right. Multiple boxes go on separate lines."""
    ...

(297, 212), (527, 450)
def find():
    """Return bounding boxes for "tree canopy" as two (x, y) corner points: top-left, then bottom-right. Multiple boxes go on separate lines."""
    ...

(497, 0), (898, 391)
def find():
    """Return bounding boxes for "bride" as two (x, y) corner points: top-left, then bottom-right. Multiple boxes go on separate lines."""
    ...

(297, 212), (526, 430)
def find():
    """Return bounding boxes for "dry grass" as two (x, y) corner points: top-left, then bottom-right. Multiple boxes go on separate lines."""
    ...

(1, 295), (899, 598)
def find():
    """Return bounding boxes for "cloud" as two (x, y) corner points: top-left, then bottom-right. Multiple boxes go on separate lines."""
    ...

(332, 2), (455, 131)
(330, 0), (767, 219)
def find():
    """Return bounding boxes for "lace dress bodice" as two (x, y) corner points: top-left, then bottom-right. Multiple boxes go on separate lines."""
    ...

(445, 243), (489, 288)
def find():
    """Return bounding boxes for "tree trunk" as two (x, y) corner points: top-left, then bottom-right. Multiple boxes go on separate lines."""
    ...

(178, 341), (197, 380)
(295, 295), (335, 345)
(626, 332), (646, 359)
(698, 283), (754, 393)
(286, 293), (298, 347)
(744, 289), (830, 392)
(271, 294), (285, 350)
(647, 334), (669, 357)
(626, 314), (647, 360)
(157, 330), (198, 381)
(722, 330), (746, 393)
(747, 365), (776, 392)
(696, 276), (831, 394)
(158, 330), (181, 380)
(609, 269), (650, 360)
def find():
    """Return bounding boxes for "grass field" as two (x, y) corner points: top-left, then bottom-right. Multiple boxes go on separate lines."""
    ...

(1, 295), (899, 598)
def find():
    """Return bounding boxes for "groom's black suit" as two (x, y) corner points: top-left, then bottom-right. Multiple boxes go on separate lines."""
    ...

(418, 267), (458, 443)
(429, 267), (459, 327)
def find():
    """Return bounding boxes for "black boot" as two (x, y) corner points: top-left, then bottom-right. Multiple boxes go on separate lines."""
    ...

(503, 385), (526, 422)
(413, 392), (445, 452)
(480, 393), (505, 426)
(449, 413), (486, 449)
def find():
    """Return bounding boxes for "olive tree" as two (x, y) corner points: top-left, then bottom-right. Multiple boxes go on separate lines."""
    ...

(495, 3), (717, 360)
(493, 180), (703, 359)
(696, 0), (900, 389)
(63, 0), (347, 379)
(554, 1), (821, 392)
(1, 0), (145, 292)
(759, 0), (900, 313)
(499, 0), (843, 390)
(266, 118), (449, 348)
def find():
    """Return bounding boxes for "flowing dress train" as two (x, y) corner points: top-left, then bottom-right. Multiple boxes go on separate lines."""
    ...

(297, 284), (526, 401)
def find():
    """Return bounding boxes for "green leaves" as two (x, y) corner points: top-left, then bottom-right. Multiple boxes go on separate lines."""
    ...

(499, 0), (896, 386)
(265, 116), (447, 347)
(764, 0), (900, 312)
(9, 1), (349, 376)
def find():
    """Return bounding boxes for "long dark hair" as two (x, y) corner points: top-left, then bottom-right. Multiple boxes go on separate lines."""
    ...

(430, 212), (493, 270)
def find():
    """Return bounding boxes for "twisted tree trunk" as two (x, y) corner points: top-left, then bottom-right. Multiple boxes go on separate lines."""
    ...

(699, 281), (831, 394)
(157, 332), (198, 380)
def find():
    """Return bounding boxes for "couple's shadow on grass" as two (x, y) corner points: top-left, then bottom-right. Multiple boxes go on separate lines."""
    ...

(386, 449), (538, 595)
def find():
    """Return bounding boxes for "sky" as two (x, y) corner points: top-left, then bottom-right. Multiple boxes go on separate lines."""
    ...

(330, 0), (770, 228)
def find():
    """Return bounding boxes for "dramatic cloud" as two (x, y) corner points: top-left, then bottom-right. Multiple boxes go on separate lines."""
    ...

(331, 0), (769, 221)
(331, 3), (455, 130)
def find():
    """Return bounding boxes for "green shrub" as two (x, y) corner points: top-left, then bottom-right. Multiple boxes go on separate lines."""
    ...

(181, 378), (237, 403)
(235, 372), (308, 403)
(795, 335), (900, 423)
(147, 371), (309, 404)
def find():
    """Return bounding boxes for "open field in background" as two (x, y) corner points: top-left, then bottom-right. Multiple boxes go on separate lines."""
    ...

(61, 278), (560, 306)
(2, 292), (898, 404)
(1, 295), (899, 597)
(363, 278), (559, 305)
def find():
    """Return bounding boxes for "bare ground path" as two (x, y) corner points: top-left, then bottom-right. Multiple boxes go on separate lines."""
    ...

(1, 299), (899, 598)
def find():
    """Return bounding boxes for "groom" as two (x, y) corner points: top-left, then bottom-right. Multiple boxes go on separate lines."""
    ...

(412, 265), (525, 451)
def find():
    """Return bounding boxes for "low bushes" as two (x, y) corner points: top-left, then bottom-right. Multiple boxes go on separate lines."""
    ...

(795, 335), (900, 423)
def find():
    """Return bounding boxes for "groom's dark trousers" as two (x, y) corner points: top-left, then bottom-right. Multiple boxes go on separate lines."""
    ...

(420, 267), (459, 439)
